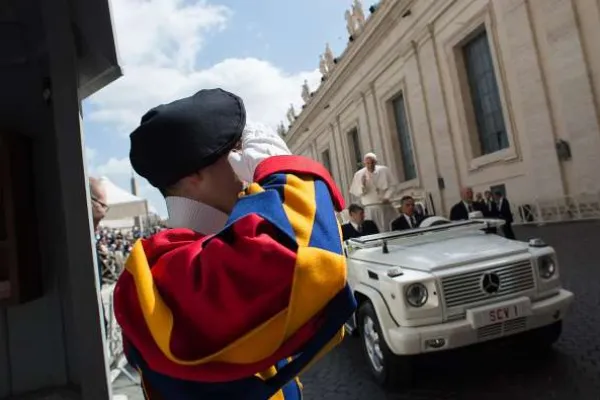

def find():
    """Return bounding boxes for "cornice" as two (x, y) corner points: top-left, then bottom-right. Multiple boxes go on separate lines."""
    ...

(285, 0), (414, 147)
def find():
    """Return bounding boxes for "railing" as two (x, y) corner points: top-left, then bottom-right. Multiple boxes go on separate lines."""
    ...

(512, 191), (600, 225)
(346, 219), (504, 249)
(101, 284), (139, 385)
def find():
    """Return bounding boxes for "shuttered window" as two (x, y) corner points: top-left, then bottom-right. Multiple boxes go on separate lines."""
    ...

(348, 128), (362, 172)
(463, 30), (508, 155)
(392, 94), (417, 181)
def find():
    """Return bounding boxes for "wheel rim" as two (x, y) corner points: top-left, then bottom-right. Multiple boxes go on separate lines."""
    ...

(363, 315), (385, 373)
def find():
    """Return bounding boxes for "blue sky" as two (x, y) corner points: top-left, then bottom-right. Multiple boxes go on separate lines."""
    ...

(83, 0), (367, 217)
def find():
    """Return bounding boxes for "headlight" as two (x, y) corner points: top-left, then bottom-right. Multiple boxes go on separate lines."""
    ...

(538, 256), (556, 279)
(405, 283), (428, 307)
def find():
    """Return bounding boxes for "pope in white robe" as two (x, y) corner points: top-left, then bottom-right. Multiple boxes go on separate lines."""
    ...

(349, 152), (399, 232)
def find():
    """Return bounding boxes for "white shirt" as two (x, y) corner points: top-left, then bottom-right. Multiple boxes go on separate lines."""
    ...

(403, 213), (417, 228)
(165, 196), (228, 234)
(462, 201), (474, 213)
(350, 221), (362, 232)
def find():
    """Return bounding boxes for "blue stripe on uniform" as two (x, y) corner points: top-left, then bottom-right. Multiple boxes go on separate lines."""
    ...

(223, 190), (296, 245)
(259, 173), (288, 203)
(307, 179), (343, 255)
(128, 345), (301, 399)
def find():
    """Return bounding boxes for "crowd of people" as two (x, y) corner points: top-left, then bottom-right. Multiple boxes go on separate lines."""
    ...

(95, 225), (166, 284)
(88, 176), (168, 285)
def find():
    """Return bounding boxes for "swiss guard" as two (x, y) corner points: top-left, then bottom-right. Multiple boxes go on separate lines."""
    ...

(113, 88), (357, 399)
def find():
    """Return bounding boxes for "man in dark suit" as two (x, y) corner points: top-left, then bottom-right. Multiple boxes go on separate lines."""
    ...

(481, 190), (498, 234)
(391, 196), (424, 231)
(450, 187), (485, 221)
(481, 190), (498, 218)
(494, 191), (516, 239)
(341, 204), (380, 240)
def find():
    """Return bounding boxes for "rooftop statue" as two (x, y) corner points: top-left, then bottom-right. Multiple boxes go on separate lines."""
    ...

(345, 9), (356, 37)
(286, 103), (296, 125)
(301, 80), (311, 103)
(324, 43), (335, 71)
(352, 0), (366, 27)
(319, 54), (329, 77)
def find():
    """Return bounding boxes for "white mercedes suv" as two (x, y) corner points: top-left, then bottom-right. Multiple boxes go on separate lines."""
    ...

(343, 217), (574, 388)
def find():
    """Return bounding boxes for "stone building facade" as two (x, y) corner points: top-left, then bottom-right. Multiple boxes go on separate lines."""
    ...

(283, 0), (600, 218)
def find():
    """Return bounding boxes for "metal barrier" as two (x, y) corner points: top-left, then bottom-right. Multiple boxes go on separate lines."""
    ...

(101, 284), (139, 385)
(512, 192), (600, 225)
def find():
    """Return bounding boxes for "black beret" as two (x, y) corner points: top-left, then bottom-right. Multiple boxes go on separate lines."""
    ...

(129, 88), (246, 188)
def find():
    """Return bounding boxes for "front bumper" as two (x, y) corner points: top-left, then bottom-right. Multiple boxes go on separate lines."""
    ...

(385, 289), (574, 355)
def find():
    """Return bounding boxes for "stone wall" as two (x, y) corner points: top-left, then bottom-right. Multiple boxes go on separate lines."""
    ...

(285, 0), (600, 217)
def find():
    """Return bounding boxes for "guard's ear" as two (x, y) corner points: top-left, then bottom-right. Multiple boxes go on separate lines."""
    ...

(188, 169), (207, 183)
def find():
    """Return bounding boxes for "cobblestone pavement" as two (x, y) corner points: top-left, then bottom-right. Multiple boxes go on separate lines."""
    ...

(114, 221), (600, 400)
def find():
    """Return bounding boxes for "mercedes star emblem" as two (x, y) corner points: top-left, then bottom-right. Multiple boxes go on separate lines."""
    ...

(481, 272), (501, 294)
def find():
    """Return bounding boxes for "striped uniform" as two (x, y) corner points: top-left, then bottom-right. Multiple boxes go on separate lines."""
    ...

(113, 155), (357, 399)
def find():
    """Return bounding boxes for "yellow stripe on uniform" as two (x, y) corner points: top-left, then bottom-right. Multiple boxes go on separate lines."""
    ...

(280, 174), (317, 247)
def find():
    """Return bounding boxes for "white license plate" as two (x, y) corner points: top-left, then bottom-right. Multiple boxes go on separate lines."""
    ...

(467, 297), (531, 328)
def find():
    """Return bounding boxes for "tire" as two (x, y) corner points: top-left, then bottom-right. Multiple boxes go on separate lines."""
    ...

(516, 320), (562, 353)
(357, 301), (413, 389)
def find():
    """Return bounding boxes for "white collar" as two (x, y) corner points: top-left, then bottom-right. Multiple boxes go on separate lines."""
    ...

(165, 196), (228, 235)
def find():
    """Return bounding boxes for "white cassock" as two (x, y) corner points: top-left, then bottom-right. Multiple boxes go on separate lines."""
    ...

(349, 165), (399, 232)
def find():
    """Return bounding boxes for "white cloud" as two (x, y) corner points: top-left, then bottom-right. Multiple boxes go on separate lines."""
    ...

(88, 0), (321, 135)
(86, 0), (324, 217)
(85, 146), (97, 164)
(90, 60), (321, 135)
(95, 157), (132, 177)
(111, 0), (230, 70)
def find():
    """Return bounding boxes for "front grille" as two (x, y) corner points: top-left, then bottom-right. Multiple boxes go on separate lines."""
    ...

(441, 260), (535, 309)
(477, 317), (527, 340)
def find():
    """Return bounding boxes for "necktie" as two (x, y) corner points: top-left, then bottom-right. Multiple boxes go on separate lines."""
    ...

(411, 216), (416, 228)
(357, 224), (362, 233)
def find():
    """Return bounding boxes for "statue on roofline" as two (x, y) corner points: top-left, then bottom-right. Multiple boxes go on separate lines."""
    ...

(324, 43), (335, 71)
(301, 80), (311, 103)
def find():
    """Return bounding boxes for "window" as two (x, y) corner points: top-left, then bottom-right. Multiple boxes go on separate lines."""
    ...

(347, 128), (362, 172)
(321, 149), (332, 174)
(489, 183), (506, 197)
(463, 29), (508, 156)
(392, 94), (417, 181)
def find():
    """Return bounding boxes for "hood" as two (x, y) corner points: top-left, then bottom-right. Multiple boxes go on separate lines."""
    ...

(350, 232), (529, 271)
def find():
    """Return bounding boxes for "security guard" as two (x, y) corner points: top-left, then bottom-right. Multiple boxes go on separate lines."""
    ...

(114, 88), (356, 399)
